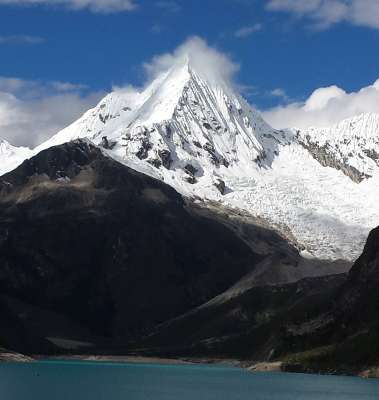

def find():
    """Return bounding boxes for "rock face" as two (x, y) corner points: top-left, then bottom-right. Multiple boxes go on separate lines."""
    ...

(0, 140), (277, 353)
(346, 226), (379, 288)
(297, 139), (370, 183)
(270, 226), (379, 374)
(335, 226), (379, 336)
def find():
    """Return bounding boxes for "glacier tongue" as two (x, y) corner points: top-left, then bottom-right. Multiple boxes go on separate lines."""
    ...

(3, 61), (379, 262)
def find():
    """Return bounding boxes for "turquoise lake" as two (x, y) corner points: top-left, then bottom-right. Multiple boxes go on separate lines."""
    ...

(1, 360), (379, 399)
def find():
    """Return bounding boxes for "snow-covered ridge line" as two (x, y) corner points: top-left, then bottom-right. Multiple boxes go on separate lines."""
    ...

(292, 113), (379, 182)
(1, 61), (379, 261)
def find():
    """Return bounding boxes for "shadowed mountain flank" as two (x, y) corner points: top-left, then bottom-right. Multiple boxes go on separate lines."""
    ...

(0, 140), (301, 353)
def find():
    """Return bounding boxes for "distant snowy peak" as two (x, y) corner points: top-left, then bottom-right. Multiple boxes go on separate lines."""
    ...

(0, 139), (32, 176)
(0, 139), (17, 155)
(293, 113), (379, 182)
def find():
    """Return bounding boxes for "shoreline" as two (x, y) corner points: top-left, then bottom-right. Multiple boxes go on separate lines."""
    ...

(248, 361), (379, 379)
(39, 356), (379, 379)
(3, 351), (379, 379)
(32, 354), (242, 368)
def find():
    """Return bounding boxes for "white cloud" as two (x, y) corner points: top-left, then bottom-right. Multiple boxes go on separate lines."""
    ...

(0, 77), (104, 147)
(234, 23), (262, 38)
(0, 35), (45, 44)
(269, 88), (289, 100)
(266, 0), (379, 30)
(0, 0), (137, 13)
(262, 79), (379, 129)
(155, 1), (180, 13)
(0, 77), (28, 92)
(50, 81), (88, 91)
(303, 85), (345, 111)
(237, 83), (258, 97)
(143, 36), (240, 86)
(0, 77), (88, 97)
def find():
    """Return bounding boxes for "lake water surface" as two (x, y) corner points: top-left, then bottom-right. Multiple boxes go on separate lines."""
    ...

(1, 360), (379, 400)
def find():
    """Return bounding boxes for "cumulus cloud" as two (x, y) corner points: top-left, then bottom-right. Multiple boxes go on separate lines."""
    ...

(0, 0), (137, 13)
(262, 79), (379, 129)
(0, 35), (45, 44)
(143, 36), (240, 86)
(266, 0), (379, 30)
(234, 24), (262, 38)
(0, 77), (104, 147)
(302, 85), (345, 111)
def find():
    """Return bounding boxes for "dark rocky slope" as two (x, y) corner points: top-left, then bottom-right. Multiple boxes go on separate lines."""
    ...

(130, 227), (379, 376)
(131, 272), (347, 360)
(0, 140), (310, 355)
(274, 226), (379, 375)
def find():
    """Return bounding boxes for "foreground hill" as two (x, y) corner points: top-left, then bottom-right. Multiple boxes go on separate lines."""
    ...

(0, 140), (342, 354)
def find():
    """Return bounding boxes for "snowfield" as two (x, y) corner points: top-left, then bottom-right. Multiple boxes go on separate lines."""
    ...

(1, 60), (379, 261)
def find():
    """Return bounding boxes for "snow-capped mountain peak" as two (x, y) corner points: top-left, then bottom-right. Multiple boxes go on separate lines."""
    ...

(36, 59), (283, 190)
(2, 61), (379, 262)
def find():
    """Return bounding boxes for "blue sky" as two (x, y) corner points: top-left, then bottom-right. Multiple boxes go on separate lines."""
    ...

(1, 0), (379, 146)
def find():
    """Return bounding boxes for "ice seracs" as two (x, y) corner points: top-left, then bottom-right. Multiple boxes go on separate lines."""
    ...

(3, 60), (379, 261)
